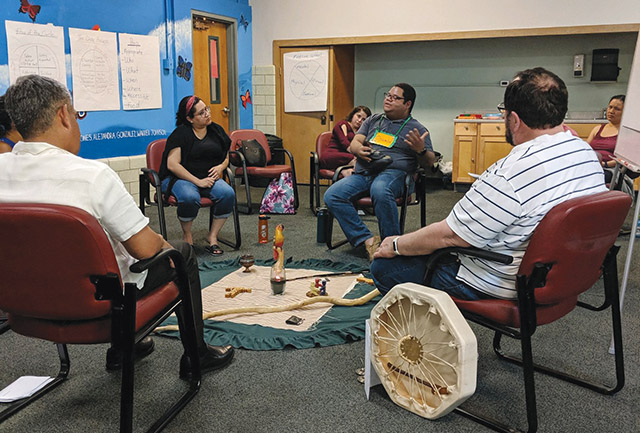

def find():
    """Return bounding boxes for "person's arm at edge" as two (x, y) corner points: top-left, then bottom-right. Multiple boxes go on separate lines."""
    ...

(373, 220), (470, 259)
(122, 225), (172, 260)
(0, 142), (11, 153)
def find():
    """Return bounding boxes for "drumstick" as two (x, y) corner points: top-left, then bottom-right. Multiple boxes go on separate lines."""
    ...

(284, 270), (368, 282)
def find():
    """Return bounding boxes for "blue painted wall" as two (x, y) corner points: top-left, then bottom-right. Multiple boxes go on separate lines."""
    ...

(0, 0), (252, 159)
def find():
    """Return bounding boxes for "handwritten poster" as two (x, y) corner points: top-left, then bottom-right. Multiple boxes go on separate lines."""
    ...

(5, 20), (66, 85)
(283, 50), (328, 112)
(119, 33), (162, 110)
(69, 28), (120, 111)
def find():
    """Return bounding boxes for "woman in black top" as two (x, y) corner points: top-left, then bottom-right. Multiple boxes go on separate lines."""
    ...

(159, 95), (235, 255)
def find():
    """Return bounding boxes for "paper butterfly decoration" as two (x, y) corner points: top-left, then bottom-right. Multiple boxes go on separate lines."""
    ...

(239, 14), (249, 32)
(176, 56), (192, 82)
(241, 89), (252, 109)
(19, 0), (41, 23)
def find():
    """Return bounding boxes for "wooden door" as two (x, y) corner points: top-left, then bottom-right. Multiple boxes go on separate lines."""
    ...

(275, 45), (354, 183)
(192, 16), (230, 131)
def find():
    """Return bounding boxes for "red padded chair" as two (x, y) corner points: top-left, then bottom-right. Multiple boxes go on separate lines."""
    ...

(423, 191), (629, 433)
(0, 203), (202, 433)
(324, 167), (427, 250)
(139, 139), (241, 249)
(310, 131), (346, 215)
(228, 129), (299, 214)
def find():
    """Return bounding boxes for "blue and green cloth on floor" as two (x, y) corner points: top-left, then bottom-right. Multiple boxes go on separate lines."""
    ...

(156, 258), (380, 350)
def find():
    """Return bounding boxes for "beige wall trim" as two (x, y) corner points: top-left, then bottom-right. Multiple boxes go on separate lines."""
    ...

(272, 24), (639, 137)
(273, 24), (639, 51)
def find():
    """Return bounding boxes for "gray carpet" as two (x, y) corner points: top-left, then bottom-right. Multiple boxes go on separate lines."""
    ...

(0, 182), (638, 433)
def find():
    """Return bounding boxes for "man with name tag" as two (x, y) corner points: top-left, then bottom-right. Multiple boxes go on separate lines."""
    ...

(370, 68), (607, 301)
(324, 83), (436, 261)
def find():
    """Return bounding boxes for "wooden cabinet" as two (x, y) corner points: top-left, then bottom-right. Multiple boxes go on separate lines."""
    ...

(477, 123), (512, 174)
(452, 123), (477, 184)
(453, 121), (510, 184)
(564, 123), (602, 141)
(453, 120), (606, 185)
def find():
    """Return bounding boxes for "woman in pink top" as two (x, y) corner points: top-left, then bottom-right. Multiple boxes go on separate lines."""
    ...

(587, 94), (625, 169)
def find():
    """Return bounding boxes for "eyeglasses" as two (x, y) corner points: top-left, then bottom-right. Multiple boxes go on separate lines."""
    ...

(195, 106), (211, 117)
(384, 92), (405, 102)
(497, 103), (506, 114)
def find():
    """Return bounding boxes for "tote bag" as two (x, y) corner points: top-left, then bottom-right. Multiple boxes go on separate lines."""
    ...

(259, 172), (295, 214)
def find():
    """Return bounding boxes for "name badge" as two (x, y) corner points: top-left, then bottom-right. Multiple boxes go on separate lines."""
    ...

(370, 130), (397, 148)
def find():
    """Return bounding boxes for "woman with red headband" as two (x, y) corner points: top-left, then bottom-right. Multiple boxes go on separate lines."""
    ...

(159, 95), (235, 255)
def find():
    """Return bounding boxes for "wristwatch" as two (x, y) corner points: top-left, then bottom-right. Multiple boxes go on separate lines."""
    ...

(392, 236), (401, 256)
(417, 147), (428, 156)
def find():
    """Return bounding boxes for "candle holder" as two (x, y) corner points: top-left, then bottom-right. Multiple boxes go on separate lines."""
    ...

(239, 254), (255, 273)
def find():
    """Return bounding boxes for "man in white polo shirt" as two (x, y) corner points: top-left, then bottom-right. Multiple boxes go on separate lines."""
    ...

(371, 67), (607, 300)
(0, 74), (234, 377)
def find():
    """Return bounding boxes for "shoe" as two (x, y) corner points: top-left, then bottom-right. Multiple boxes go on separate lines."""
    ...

(364, 236), (381, 262)
(205, 244), (224, 256)
(179, 344), (235, 379)
(105, 336), (155, 371)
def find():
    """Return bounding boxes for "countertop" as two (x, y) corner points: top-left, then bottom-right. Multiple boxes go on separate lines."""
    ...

(454, 118), (608, 124)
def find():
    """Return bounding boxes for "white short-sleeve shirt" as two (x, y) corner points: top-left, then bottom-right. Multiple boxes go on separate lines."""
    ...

(0, 142), (150, 288)
(446, 131), (607, 299)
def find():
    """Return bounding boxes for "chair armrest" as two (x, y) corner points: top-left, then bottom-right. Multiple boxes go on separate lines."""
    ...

(140, 167), (161, 188)
(430, 246), (513, 265)
(332, 164), (354, 182)
(222, 167), (237, 193)
(130, 248), (187, 274)
(229, 149), (245, 167)
(424, 246), (513, 285)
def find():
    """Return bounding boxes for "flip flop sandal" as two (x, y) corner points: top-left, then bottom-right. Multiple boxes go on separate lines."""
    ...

(205, 244), (224, 255)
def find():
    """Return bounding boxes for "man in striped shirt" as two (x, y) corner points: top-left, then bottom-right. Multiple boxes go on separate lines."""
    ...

(371, 67), (607, 300)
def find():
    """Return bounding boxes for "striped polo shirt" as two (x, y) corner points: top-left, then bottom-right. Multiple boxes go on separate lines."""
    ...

(446, 130), (607, 299)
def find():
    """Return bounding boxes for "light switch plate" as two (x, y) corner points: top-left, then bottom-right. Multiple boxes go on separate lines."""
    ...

(573, 54), (585, 77)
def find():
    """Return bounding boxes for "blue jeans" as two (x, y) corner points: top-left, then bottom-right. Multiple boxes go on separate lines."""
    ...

(370, 255), (493, 301)
(323, 169), (412, 247)
(161, 177), (235, 222)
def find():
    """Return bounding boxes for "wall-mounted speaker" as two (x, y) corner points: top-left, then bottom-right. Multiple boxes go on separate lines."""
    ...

(591, 48), (621, 82)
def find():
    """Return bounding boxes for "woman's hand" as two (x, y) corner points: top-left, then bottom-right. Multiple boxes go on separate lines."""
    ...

(208, 164), (224, 181)
(195, 176), (216, 188)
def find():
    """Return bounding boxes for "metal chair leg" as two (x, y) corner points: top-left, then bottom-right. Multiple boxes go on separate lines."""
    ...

(0, 343), (70, 423)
